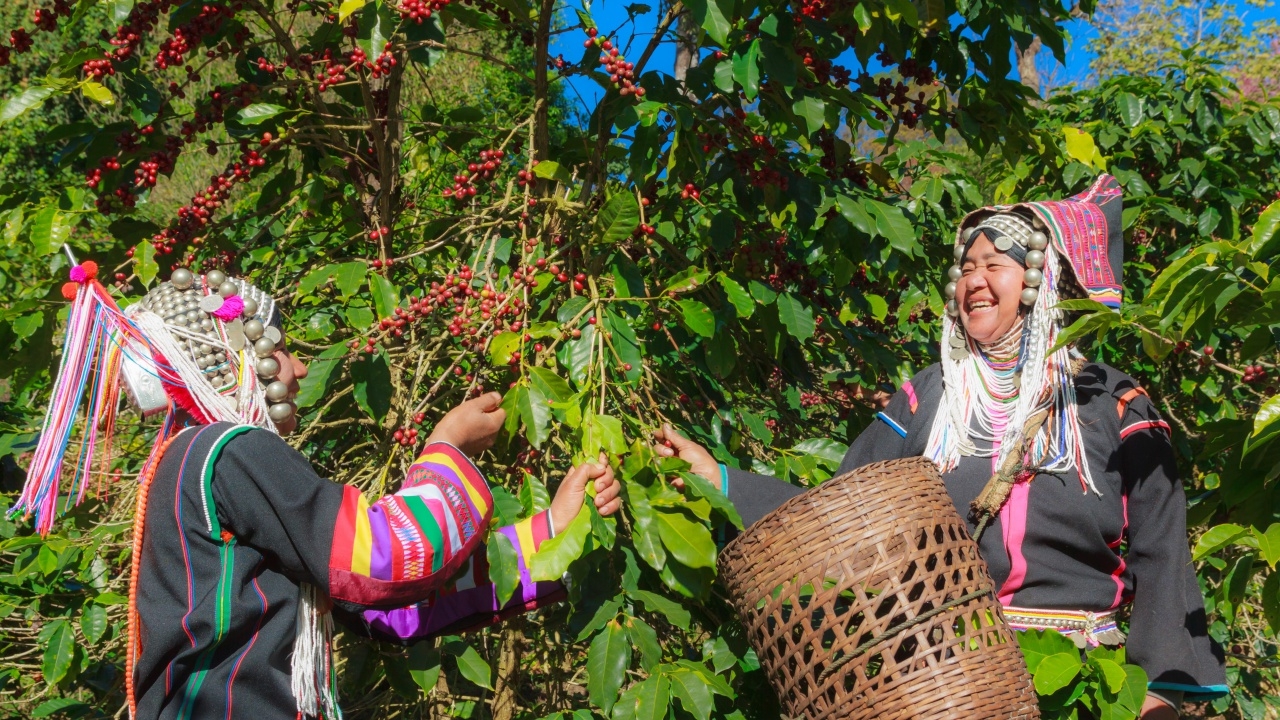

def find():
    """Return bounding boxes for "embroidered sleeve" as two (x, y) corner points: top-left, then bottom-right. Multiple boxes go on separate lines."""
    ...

(328, 442), (495, 610)
(355, 510), (567, 643)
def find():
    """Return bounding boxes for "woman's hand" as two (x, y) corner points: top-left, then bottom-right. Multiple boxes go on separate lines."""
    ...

(426, 392), (506, 457)
(653, 423), (720, 491)
(549, 456), (621, 533)
(1139, 695), (1179, 720)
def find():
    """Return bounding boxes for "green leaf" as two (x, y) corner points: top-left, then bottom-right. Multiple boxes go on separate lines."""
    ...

(1, 85), (59, 124)
(732, 40), (761, 102)
(135, 240), (158, 287)
(716, 273), (754, 318)
(456, 645), (493, 690)
(835, 194), (874, 234)
(1093, 657), (1127, 694)
(627, 484), (667, 570)
(31, 206), (72, 256)
(533, 160), (574, 185)
(628, 588), (692, 629)
(519, 474), (552, 514)
(685, 0), (733, 45)
(655, 511), (717, 568)
(1111, 664), (1148, 717)
(1193, 523), (1249, 560)
(295, 346), (344, 409)
(704, 332), (736, 378)
(408, 641), (442, 694)
(529, 366), (572, 403)
(1017, 629), (1077, 673)
(669, 669), (713, 720)
(587, 620), (630, 713)
(713, 60), (735, 93)
(33, 699), (89, 718)
(792, 94), (826, 136)
(664, 267), (709, 295)
(519, 380), (554, 448)
(792, 438), (847, 467)
(679, 470), (742, 529)
(80, 604), (107, 645)
(635, 673), (670, 720)
(1249, 200), (1280, 259)
(357, 0), (395, 62)
(1032, 652), (1082, 695)
(1263, 571), (1280, 635)
(677, 299), (715, 337)
(627, 617), (662, 670)
(238, 103), (288, 125)
(1253, 524), (1280, 569)
(584, 413), (627, 456)
(370, 273), (399, 319)
(866, 200), (918, 255)
(776, 293), (815, 340)
(351, 351), (392, 422)
(42, 619), (75, 686)
(333, 262), (366, 299)
(80, 80), (115, 106)
(563, 324), (595, 388)
(529, 506), (591, 581)
(1117, 93), (1143, 127)
(595, 193), (640, 245)
(487, 531), (521, 607)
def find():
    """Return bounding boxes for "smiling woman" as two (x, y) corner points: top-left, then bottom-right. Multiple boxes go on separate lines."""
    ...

(658, 175), (1228, 719)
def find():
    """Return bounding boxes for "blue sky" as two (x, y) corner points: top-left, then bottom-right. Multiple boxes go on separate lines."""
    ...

(548, 0), (1280, 114)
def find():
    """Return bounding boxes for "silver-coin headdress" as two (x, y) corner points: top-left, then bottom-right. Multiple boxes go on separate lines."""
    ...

(924, 173), (1127, 499)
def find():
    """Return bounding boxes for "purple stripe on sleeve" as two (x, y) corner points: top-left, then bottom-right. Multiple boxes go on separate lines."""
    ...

(498, 525), (536, 603)
(367, 502), (395, 581)
(361, 582), (566, 641)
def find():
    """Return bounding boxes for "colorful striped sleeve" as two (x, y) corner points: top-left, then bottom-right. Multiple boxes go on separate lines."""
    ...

(328, 442), (494, 609)
(355, 510), (567, 643)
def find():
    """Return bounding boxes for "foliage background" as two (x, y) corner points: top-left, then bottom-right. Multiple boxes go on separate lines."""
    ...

(0, 0), (1279, 718)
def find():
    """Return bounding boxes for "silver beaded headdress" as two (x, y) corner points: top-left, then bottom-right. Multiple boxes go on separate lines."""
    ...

(928, 208), (1101, 497)
(122, 268), (296, 429)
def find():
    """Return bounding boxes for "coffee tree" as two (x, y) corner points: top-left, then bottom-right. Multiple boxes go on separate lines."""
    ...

(8, 0), (1278, 718)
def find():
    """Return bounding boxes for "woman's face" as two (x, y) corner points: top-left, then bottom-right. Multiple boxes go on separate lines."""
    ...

(270, 341), (308, 436)
(956, 232), (1026, 344)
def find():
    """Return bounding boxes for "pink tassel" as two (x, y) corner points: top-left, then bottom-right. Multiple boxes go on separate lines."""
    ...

(212, 295), (244, 321)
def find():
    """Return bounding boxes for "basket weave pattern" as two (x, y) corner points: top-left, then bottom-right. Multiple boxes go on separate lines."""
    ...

(718, 457), (1039, 720)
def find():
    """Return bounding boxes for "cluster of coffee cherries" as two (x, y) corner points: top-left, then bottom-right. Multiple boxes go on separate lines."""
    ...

(149, 144), (269, 253)
(316, 47), (351, 91)
(393, 423), (422, 447)
(155, 4), (233, 70)
(1243, 364), (1270, 384)
(84, 57), (115, 79)
(679, 183), (701, 200)
(443, 148), (505, 203)
(0, 1), (73, 66)
(582, 28), (645, 97)
(397, 0), (449, 22)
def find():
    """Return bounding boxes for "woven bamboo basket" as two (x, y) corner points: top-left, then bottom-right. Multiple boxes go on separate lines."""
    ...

(717, 456), (1039, 720)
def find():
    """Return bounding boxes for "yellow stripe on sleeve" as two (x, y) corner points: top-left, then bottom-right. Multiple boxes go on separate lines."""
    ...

(352, 494), (373, 577)
(514, 518), (536, 565)
(418, 452), (490, 516)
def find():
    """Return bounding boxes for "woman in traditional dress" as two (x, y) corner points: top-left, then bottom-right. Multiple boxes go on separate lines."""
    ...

(657, 175), (1226, 718)
(15, 263), (621, 719)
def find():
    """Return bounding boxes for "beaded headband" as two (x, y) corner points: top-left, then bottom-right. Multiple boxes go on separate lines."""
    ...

(943, 211), (1049, 317)
(126, 268), (295, 426)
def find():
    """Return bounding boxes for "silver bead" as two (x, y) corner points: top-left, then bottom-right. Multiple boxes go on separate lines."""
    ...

(1029, 231), (1048, 250)
(268, 402), (295, 423)
(1021, 287), (1039, 306)
(963, 227), (977, 242)
(244, 319), (265, 342)
(171, 268), (195, 290)
(201, 318), (215, 331)
(265, 380), (290, 403)
(944, 281), (957, 299)
(241, 298), (258, 318)
(263, 326), (282, 345)
(220, 372), (236, 386)
(947, 265), (963, 282)
(256, 356), (280, 378)
(197, 355), (211, 369)
(953, 243), (965, 261)
(254, 337), (277, 358)
(1025, 250), (1045, 269)
(1023, 268), (1043, 288)
(218, 280), (238, 298)
(205, 269), (227, 288)
(199, 295), (224, 313)
(946, 299), (959, 316)
(198, 344), (212, 355)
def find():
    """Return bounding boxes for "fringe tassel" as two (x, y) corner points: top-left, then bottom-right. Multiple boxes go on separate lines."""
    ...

(293, 583), (343, 719)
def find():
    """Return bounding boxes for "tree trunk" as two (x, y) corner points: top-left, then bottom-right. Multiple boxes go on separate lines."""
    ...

(1016, 36), (1042, 97)
(490, 624), (523, 720)
(673, 10), (699, 82)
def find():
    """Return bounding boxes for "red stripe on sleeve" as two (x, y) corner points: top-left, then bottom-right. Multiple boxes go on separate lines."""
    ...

(1119, 420), (1171, 441)
(329, 485), (361, 572)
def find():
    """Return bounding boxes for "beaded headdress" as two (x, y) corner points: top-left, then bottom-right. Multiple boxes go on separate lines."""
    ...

(925, 174), (1124, 497)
